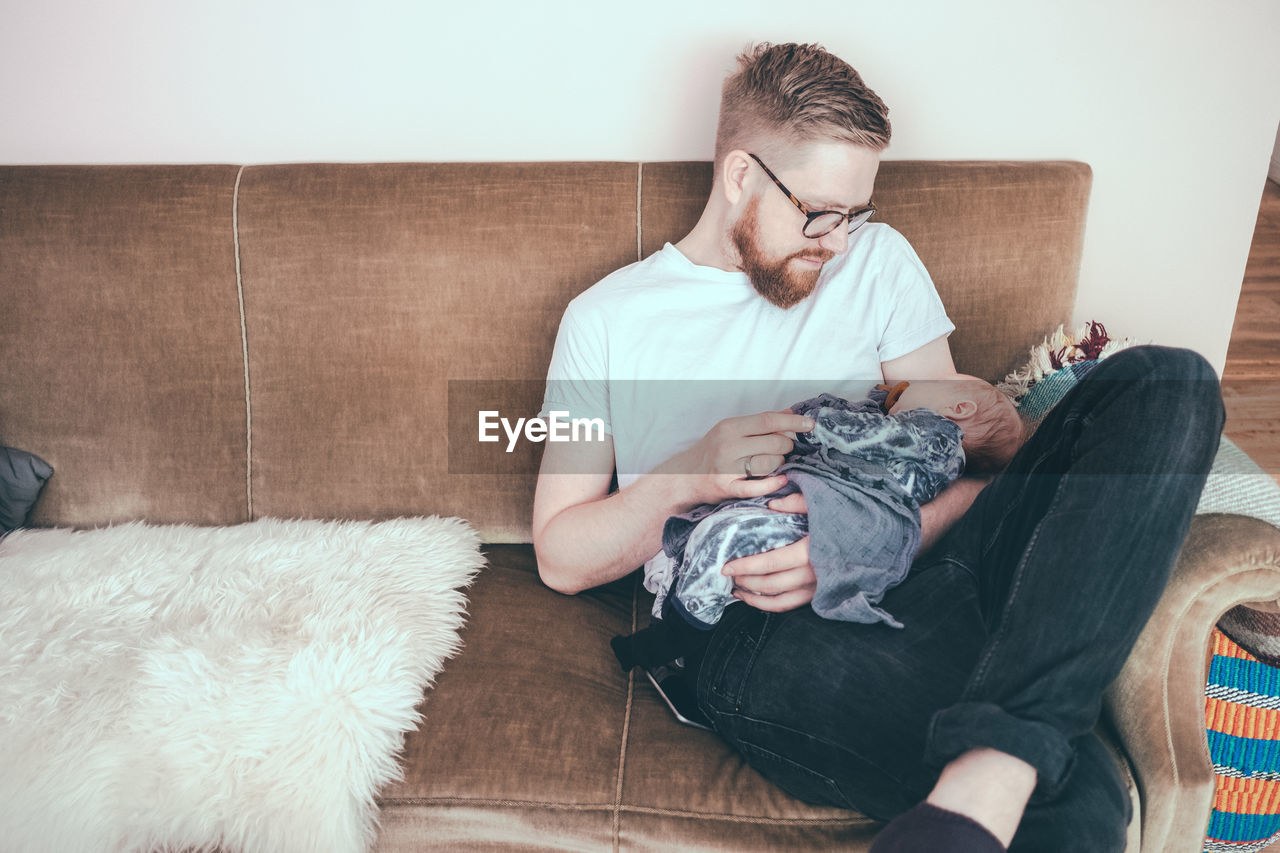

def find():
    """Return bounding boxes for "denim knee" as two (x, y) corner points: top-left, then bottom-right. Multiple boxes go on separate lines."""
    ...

(1163, 347), (1226, 435)
(1097, 343), (1211, 379)
(1074, 345), (1224, 465)
(1096, 345), (1221, 410)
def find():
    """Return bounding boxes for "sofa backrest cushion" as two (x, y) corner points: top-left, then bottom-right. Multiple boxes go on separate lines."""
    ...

(0, 161), (1090, 540)
(0, 166), (249, 526)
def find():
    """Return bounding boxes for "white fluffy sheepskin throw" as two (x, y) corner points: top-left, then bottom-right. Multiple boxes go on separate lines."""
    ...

(0, 516), (484, 853)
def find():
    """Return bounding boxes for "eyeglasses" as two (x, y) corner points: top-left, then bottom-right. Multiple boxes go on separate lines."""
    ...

(748, 153), (877, 239)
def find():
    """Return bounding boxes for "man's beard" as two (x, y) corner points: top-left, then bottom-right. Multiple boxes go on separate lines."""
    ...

(730, 198), (834, 309)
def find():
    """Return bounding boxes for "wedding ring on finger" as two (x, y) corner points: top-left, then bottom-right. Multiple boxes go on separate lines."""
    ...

(743, 455), (754, 477)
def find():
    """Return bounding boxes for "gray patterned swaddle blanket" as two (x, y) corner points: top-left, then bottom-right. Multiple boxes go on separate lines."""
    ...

(659, 391), (965, 629)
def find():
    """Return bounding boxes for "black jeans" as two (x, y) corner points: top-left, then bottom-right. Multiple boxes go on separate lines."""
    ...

(689, 346), (1225, 853)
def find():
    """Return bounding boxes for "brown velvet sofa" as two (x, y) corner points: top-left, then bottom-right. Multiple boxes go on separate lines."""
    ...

(3, 161), (1279, 852)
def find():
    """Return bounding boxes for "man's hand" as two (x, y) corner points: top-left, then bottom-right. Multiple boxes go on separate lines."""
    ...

(764, 475), (994, 592)
(718, 489), (817, 612)
(669, 410), (815, 509)
(723, 536), (818, 612)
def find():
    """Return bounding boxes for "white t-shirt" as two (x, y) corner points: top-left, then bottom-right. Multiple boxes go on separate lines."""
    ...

(539, 222), (954, 603)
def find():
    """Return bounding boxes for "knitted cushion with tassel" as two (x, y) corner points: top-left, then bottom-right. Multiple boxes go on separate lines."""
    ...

(997, 321), (1136, 431)
(1204, 627), (1280, 852)
(1015, 360), (1101, 424)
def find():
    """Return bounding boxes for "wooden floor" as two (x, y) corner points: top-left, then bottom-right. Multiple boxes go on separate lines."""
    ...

(1223, 178), (1280, 482)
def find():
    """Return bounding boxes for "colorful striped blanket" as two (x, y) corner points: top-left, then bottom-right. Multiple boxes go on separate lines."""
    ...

(1204, 627), (1280, 852)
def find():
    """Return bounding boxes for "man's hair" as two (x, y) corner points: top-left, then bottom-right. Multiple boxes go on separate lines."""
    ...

(715, 42), (891, 169)
(954, 379), (1024, 474)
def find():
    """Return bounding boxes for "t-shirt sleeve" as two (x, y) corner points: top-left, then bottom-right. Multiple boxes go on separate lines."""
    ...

(539, 303), (613, 434)
(874, 230), (955, 364)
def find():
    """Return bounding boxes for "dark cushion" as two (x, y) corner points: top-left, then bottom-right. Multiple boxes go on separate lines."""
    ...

(1, 445), (53, 532)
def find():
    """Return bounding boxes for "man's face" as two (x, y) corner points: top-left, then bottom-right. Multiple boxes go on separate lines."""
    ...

(730, 197), (831, 309)
(730, 142), (880, 309)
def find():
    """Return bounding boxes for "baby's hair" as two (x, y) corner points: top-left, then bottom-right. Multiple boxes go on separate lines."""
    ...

(954, 379), (1023, 474)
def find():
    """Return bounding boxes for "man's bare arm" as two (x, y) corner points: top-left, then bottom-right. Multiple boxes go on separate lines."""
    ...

(880, 334), (958, 381)
(532, 435), (689, 594)
(532, 411), (813, 595)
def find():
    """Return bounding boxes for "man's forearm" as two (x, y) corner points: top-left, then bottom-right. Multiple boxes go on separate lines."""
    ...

(534, 410), (812, 596)
(916, 474), (991, 561)
(535, 472), (696, 595)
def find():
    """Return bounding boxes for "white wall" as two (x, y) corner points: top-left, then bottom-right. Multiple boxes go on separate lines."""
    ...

(3, 0), (1278, 373)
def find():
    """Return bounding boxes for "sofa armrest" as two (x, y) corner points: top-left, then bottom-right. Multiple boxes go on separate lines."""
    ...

(1104, 513), (1280, 853)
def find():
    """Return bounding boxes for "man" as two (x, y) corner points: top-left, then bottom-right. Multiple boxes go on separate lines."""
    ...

(532, 42), (1223, 852)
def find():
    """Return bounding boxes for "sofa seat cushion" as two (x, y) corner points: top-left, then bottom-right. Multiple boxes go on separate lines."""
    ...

(376, 545), (1139, 851)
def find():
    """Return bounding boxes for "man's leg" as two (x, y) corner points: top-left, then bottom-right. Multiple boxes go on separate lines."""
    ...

(874, 732), (1132, 852)
(890, 345), (1224, 848)
(693, 345), (1223, 851)
(692, 576), (1132, 852)
(925, 347), (1223, 786)
(692, 558), (989, 820)
(1005, 732), (1133, 852)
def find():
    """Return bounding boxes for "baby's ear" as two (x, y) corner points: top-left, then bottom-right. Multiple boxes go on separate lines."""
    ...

(947, 399), (978, 419)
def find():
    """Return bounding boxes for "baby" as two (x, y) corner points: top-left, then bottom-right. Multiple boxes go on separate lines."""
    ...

(620, 376), (1022, 670)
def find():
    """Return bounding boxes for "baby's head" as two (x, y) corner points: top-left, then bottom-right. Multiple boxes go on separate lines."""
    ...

(888, 376), (1023, 473)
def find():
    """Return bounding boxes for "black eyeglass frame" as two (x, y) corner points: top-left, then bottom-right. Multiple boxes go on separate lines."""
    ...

(748, 152), (877, 239)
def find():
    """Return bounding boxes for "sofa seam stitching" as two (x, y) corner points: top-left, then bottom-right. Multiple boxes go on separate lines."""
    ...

(378, 796), (872, 826)
(232, 165), (253, 521)
(635, 162), (643, 262)
(612, 573), (639, 851)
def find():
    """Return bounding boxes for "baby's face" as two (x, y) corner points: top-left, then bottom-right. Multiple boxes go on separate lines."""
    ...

(888, 381), (972, 418)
